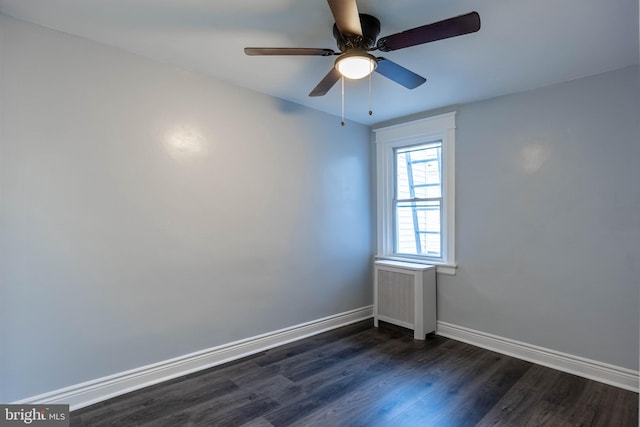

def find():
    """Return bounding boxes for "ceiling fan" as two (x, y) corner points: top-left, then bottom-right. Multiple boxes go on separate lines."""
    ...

(245, 0), (480, 97)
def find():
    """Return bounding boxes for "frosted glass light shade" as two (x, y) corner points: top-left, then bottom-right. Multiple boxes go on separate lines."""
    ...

(335, 53), (377, 80)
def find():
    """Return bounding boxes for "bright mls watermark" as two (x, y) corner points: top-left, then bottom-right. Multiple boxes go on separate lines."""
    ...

(0, 405), (69, 427)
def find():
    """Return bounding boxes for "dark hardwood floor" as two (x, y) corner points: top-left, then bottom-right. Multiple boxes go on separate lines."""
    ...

(71, 320), (638, 426)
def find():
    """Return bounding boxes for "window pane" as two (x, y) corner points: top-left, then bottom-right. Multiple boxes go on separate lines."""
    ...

(395, 200), (441, 257)
(396, 143), (441, 200)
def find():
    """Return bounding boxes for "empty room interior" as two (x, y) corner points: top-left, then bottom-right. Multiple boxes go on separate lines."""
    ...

(1, 0), (639, 426)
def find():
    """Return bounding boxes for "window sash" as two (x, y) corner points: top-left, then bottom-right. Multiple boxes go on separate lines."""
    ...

(393, 198), (443, 259)
(393, 141), (443, 259)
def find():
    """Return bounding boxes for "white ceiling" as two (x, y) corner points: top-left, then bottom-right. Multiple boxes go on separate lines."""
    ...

(1, 0), (638, 125)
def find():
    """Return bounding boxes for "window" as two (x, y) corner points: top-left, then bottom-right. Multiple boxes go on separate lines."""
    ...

(373, 112), (456, 274)
(395, 142), (442, 257)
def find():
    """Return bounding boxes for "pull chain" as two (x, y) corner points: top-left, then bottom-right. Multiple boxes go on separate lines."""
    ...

(341, 76), (345, 126)
(368, 72), (373, 116)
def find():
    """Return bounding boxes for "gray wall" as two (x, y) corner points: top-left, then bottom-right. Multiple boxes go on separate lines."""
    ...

(0, 15), (373, 402)
(438, 66), (640, 370)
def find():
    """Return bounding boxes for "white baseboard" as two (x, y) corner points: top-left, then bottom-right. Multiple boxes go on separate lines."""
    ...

(436, 321), (639, 392)
(14, 306), (374, 411)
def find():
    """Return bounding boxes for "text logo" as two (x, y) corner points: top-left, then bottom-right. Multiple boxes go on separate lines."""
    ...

(0, 405), (69, 427)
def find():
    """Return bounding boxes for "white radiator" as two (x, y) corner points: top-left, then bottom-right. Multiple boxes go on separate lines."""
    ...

(373, 260), (436, 340)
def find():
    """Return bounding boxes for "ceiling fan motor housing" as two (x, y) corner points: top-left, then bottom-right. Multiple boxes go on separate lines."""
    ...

(333, 14), (381, 51)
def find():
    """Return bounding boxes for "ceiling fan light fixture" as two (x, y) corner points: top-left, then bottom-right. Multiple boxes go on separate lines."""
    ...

(335, 52), (377, 80)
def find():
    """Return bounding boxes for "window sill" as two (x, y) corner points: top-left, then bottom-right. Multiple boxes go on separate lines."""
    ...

(374, 256), (457, 275)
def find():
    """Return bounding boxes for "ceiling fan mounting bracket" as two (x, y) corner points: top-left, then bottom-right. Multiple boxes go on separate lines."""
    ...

(333, 14), (380, 52)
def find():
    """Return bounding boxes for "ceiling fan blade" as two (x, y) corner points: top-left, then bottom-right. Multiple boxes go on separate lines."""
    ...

(375, 58), (426, 89)
(309, 68), (342, 97)
(377, 12), (480, 52)
(244, 47), (336, 56)
(327, 0), (363, 37)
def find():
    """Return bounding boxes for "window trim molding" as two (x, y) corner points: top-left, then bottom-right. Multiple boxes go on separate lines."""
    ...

(373, 112), (456, 273)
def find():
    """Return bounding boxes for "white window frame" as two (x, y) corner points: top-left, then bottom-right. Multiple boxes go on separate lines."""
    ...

(373, 112), (456, 275)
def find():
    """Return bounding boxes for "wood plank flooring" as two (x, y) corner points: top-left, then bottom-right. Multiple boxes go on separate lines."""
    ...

(71, 320), (638, 426)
